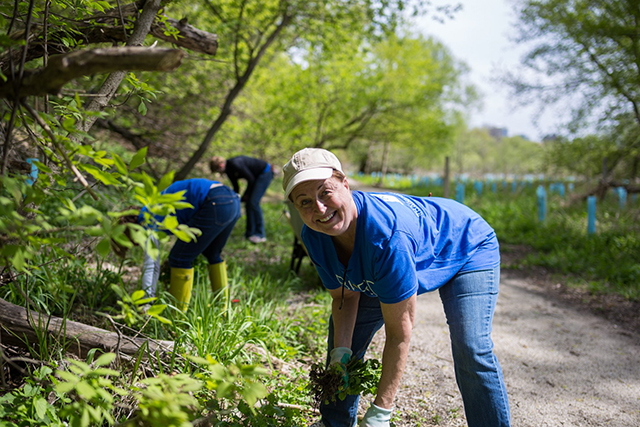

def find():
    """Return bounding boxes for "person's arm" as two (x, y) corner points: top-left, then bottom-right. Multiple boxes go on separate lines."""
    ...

(227, 158), (255, 198)
(327, 286), (360, 348)
(374, 293), (416, 409)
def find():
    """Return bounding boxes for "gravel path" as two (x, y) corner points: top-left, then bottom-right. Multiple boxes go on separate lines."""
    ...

(360, 270), (640, 426)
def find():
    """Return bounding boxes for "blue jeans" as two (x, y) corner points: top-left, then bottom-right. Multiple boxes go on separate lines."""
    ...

(169, 186), (241, 268)
(245, 168), (273, 238)
(320, 267), (511, 427)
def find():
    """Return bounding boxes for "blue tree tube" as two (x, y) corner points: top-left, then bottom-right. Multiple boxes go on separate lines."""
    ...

(456, 182), (465, 204)
(617, 187), (627, 209)
(26, 158), (39, 186)
(474, 180), (483, 196)
(536, 185), (547, 223)
(512, 180), (517, 193)
(587, 196), (596, 235)
(492, 182), (497, 193)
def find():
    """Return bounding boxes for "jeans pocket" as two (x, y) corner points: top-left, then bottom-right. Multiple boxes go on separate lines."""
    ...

(211, 195), (240, 226)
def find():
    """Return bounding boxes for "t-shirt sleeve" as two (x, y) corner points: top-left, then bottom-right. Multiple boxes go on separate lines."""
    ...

(372, 231), (419, 304)
(311, 259), (342, 291)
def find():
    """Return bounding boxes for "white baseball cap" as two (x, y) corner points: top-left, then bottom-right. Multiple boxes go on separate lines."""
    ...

(282, 148), (343, 198)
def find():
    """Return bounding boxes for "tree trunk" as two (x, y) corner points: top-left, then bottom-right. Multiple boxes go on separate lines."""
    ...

(0, 298), (173, 359)
(377, 140), (390, 187)
(174, 13), (292, 181)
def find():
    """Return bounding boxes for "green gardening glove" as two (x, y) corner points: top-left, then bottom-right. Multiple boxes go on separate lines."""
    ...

(359, 403), (392, 427)
(329, 347), (352, 391)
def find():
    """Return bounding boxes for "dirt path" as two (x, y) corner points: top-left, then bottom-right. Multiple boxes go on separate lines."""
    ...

(361, 270), (640, 427)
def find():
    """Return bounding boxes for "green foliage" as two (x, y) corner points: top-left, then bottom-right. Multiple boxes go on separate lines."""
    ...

(450, 128), (545, 176)
(133, 373), (202, 427)
(506, 0), (640, 182)
(308, 357), (382, 408)
(0, 366), (67, 427)
(108, 285), (170, 327)
(232, 31), (472, 169)
(55, 353), (126, 427)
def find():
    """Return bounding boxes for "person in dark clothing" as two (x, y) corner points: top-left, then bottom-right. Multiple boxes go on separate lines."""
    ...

(210, 155), (273, 243)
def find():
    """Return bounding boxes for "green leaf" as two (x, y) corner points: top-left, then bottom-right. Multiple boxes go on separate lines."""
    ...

(146, 304), (166, 316)
(157, 171), (174, 192)
(56, 370), (79, 383)
(55, 381), (75, 394)
(129, 147), (147, 170)
(94, 353), (116, 367)
(163, 215), (179, 230)
(131, 290), (145, 302)
(242, 382), (268, 406)
(113, 153), (127, 175)
(76, 380), (96, 399)
(82, 166), (121, 186)
(96, 239), (111, 257)
(138, 100), (147, 115)
(81, 406), (90, 427)
(62, 117), (76, 132)
(32, 161), (52, 174)
(34, 396), (48, 419)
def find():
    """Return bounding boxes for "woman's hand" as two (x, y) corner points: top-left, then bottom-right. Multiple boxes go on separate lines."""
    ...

(359, 403), (392, 426)
(329, 347), (352, 391)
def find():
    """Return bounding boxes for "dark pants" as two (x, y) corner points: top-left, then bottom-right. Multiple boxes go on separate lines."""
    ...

(244, 168), (273, 238)
(169, 186), (241, 268)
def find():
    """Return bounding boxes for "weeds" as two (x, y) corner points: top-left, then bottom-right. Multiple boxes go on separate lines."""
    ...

(307, 357), (382, 408)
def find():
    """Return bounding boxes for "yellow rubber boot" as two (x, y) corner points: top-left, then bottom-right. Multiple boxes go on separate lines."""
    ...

(208, 261), (229, 304)
(168, 267), (194, 311)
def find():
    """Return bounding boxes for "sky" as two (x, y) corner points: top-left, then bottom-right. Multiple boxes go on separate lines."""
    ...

(410, 0), (559, 141)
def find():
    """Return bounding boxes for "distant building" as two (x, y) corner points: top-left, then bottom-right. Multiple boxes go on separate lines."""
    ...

(484, 126), (508, 139)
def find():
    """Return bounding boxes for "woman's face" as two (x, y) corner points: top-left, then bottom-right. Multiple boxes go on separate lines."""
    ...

(290, 175), (356, 237)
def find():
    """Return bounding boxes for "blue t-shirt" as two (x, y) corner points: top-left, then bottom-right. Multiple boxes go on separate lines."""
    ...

(302, 191), (500, 304)
(138, 179), (220, 227)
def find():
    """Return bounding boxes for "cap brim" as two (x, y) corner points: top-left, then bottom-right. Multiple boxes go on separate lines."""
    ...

(284, 167), (334, 198)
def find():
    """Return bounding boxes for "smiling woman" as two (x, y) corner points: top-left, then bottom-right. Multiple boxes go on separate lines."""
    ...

(282, 148), (511, 427)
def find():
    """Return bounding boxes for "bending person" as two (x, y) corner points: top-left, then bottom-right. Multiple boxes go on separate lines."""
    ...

(209, 155), (273, 243)
(137, 178), (241, 310)
(282, 148), (510, 427)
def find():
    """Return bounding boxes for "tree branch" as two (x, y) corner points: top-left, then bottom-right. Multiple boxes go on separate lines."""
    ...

(0, 47), (185, 98)
(0, 1), (217, 73)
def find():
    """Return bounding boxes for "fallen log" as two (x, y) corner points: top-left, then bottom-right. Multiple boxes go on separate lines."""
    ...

(0, 298), (174, 359)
